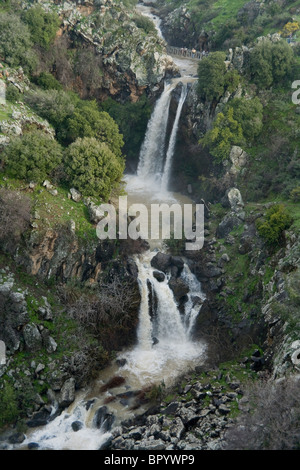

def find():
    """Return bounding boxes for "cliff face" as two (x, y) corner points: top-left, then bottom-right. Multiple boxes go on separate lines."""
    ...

(38, 0), (179, 102)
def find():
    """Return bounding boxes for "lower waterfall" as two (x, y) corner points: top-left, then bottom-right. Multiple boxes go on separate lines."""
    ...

(120, 252), (206, 386)
(19, 250), (206, 450)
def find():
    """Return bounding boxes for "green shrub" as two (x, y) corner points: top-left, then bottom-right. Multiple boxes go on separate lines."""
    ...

(63, 100), (124, 157)
(197, 52), (227, 102)
(0, 13), (37, 73)
(256, 204), (293, 245)
(133, 14), (156, 34)
(34, 72), (63, 91)
(24, 88), (78, 132)
(3, 130), (63, 183)
(6, 83), (20, 103)
(22, 5), (60, 50)
(290, 186), (300, 202)
(64, 137), (125, 199)
(230, 97), (263, 141)
(0, 382), (19, 427)
(248, 39), (294, 88)
(197, 51), (241, 102)
(200, 107), (243, 162)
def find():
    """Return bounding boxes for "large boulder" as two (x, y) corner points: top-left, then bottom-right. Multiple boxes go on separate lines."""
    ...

(221, 187), (244, 212)
(151, 252), (172, 273)
(23, 323), (43, 352)
(169, 277), (189, 300)
(59, 378), (76, 408)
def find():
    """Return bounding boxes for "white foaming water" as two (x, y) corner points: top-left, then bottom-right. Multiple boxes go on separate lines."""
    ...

(119, 252), (206, 386)
(160, 83), (188, 192)
(21, 397), (112, 450)
(136, 81), (174, 186)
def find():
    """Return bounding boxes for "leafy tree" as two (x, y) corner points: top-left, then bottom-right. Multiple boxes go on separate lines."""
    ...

(22, 5), (60, 50)
(248, 39), (294, 87)
(3, 131), (63, 183)
(64, 137), (125, 199)
(133, 14), (156, 34)
(256, 204), (293, 246)
(201, 107), (243, 162)
(6, 84), (20, 103)
(197, 52), (241, 102)
(197, 52), (227, 102)
(0, 13), (37, 72)
(63, 100), (124, 157)
(230, 97), (263, 141)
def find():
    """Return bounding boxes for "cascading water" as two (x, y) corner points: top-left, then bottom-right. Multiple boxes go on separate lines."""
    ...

(160, 83), (188, 193)
(136, 81), (174, 187)
(134, 80), (188, 194)
(120, 252), (206, 386)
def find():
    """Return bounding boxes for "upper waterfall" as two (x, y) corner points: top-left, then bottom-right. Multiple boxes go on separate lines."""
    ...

(136, 79), (188, 194)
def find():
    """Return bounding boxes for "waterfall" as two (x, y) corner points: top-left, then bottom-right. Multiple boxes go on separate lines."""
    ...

(160, 83), (188, 192)
(136, 80), (187, 193)
(137, 81), (174, 184)
(121, 252), (206, 385)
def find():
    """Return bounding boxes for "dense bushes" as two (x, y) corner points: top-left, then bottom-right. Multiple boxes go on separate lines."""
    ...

(64, 137), (125, 199)
(21, 5), (60, 50)
(3, 131), (63, 183)
(248, 39), (294, 88)
(200, 97), (263, 162)
(256, 204), (293, 246)
(100, 95), (152, 165)
(0, 382), (19, 428)
(0, 13), (37, 73)
(197, 52), (241, 102)
(62, 100), (124, 155)
(197, 52), (227, 102)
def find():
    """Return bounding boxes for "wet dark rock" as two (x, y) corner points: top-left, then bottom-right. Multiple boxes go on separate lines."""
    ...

(116, 358), (127, 367)
(218, 404), (230, 415)
(162, 402), (179, 416)
(171, 256), (185, 270)
(151, 253), (172, 273)
(169, 277), (190, 300)
(8, 433), (25, 444)
(85, 399), (95, 410)
(27, 408), (51, 427)
(153, 271), (165, 282)
(216, 214), (241, 239)
(28, 442), (39, 450)
(71, 421), (83, 432)
(94, 406), (115, 432)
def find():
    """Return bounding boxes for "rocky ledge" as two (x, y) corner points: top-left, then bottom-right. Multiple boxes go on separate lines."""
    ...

(106, 352), (264, 451)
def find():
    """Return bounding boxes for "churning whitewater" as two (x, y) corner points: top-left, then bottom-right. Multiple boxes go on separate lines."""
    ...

(120, 252), (206, 386)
